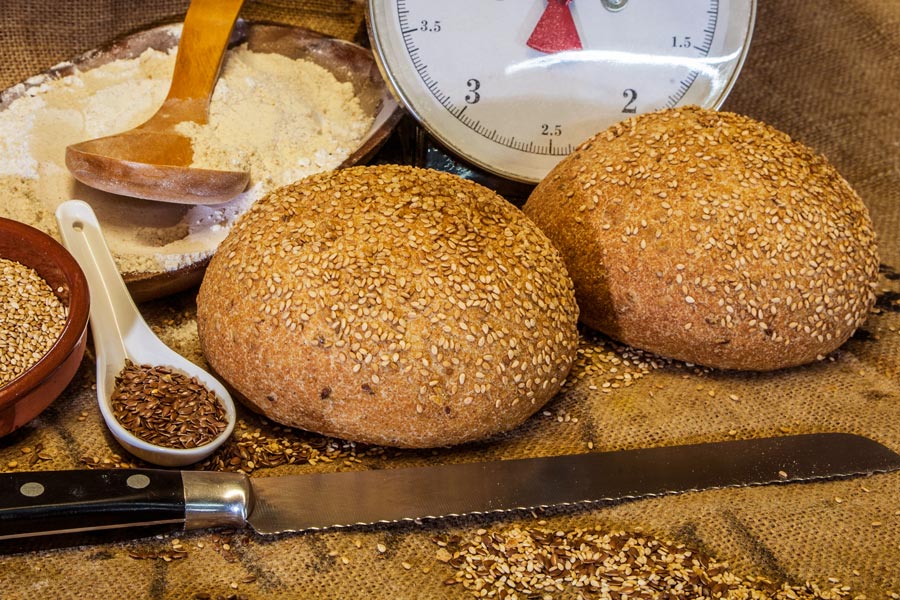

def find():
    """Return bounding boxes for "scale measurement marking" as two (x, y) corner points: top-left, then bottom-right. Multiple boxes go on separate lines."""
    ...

(666, 71), (702, 106)
(393, 0), (724, 158)
(660, 0), (719, 111)
(450, 106), (576, 156)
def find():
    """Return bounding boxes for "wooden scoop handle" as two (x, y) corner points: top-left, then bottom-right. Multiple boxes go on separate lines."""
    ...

(158, 0), (245, 123)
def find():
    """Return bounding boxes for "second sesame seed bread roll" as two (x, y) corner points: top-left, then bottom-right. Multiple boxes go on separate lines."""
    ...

(197, 165), (579, 448)
(523, 106), (879, 371)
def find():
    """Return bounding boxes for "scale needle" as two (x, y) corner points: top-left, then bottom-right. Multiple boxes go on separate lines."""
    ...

(527, 0), (583, 53)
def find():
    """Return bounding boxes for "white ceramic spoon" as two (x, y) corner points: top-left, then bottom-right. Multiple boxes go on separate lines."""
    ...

(56, 200), (235, 466)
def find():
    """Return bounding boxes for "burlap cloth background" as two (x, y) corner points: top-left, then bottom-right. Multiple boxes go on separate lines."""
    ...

(1, 1), (899, 598)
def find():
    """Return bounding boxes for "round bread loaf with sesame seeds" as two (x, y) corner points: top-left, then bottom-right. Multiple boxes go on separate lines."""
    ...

(197, 165), (579, 447)
(523, 106), (879, 371)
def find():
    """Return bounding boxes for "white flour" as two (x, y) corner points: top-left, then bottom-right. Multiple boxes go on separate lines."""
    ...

(0, 26), (372, 274)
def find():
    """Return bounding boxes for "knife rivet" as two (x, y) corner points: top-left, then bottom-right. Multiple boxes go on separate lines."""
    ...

(127, 474), (151, 489)
(19, 482), (45, 497)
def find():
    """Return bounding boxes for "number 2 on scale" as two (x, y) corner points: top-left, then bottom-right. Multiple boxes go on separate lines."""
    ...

(622, 89), (638, 113)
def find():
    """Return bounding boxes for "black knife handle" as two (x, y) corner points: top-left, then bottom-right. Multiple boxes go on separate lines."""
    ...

(0, 469), (185, 542)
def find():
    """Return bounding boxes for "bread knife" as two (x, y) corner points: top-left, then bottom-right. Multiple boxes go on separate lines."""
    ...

(1, 433), (898, 548)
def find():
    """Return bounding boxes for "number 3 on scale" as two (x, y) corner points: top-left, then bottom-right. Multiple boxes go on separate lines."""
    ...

(465, 79), (481, 104)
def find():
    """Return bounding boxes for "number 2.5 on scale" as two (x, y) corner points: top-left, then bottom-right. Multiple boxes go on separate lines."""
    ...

(368, 0), (756, 183)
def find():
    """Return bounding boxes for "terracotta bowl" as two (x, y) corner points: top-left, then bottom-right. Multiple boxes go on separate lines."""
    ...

(0, 217), (90, 437)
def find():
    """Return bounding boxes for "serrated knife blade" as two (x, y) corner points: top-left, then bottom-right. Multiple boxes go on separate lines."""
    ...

(246, 432), (900, 533)
(1, 433), (898, 548)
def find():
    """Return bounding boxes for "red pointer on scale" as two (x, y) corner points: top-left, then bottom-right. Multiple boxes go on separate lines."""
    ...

(527, 0), (582, 53)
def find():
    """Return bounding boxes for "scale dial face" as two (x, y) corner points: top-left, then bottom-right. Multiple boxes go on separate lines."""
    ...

(368, 0), (756, 183)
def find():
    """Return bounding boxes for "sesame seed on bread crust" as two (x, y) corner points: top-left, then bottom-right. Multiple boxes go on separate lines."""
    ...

(523, 106), (879, 371)
(197, 165), (579, 448)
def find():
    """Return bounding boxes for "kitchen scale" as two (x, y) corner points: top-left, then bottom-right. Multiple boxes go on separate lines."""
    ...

(366, 0), (756, 198)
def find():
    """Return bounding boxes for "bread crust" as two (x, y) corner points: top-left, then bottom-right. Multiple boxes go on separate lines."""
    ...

(197, 165), (579, 447)
(524, 107), (879, 371)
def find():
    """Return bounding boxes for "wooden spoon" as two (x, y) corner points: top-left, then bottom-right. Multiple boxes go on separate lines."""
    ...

(65, 0), (249, 204)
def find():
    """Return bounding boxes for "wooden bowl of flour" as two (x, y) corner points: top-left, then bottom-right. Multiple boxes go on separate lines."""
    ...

(0, 21), (401, 302)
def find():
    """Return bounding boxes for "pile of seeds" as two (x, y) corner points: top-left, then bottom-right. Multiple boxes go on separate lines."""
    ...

(192, 593), (248, 600)
(434, 525), (860, 599)
(80, 453), (140, 470)
(128, 545), (188, 562)
(111, 361), (228, 449)
(5, 442), (55, 470)
(561, 328), (718, 397)
(562, 331), (665, 394)
(0, 258), (67, 387)
(77, 417), (388, 472)
(199, 419), (385, 474)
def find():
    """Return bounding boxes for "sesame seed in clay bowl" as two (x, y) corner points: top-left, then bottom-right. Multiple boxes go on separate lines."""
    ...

(0, 217), (90, 437)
